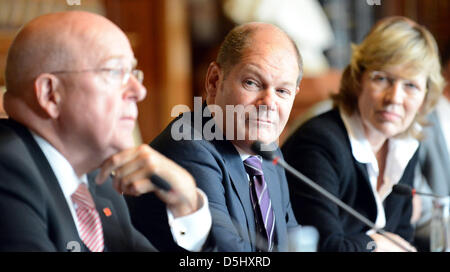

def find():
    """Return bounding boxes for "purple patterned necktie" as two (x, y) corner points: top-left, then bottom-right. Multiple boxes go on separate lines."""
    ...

(244, 156), (275, 251)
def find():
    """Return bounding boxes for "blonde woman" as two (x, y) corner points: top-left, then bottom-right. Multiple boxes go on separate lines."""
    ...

(282, 16), (444, 252)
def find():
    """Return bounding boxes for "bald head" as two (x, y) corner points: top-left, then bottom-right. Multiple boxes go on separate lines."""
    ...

(5, 11), (129, 96)
(216, 22), (303, 82)
(3, 11), (143, 175)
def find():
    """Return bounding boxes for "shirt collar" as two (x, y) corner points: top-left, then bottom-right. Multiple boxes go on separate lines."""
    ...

(339, 107), (377, 164)
(31, 132), (88, 198)
(233, 143), (262, 163)
(339, 107), (419, 184)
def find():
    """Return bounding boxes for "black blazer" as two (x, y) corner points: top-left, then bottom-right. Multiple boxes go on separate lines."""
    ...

(282, 109), (417, 252)
(127, 105), (298, 252)
(0, 119), (155, 252)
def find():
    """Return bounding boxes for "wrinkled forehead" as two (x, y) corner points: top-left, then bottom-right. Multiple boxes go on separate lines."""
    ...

(242, 32), (301, 82)
(241, 45), (300, 78)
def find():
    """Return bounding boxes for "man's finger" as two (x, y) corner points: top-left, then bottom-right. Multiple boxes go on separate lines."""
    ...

(96, 146), (142, 184)
(123, 179), (155, 196)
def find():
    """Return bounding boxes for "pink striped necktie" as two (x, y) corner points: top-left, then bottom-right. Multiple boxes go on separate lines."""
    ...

(71, 183), (105, 252)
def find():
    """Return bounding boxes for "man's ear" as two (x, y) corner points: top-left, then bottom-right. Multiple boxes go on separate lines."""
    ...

(34, 73), (63, 118)
(205, 62), (222, 104)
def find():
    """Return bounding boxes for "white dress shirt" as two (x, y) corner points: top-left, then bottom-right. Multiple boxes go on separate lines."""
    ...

(340, 108), (419, 233)
(32, 133), (211, 252)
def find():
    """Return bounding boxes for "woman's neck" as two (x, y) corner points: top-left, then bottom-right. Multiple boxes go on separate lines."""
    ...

(361, 121), (389, 192)
(375, 141), (388, 191)
(362, 121), (388, 155)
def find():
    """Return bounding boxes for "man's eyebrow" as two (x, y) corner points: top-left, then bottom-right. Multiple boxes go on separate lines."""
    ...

(242, 63), (261, 72)
(243, 64), (298, 87)
(99, 56), (138, 67)
(240, 64), (264, 78)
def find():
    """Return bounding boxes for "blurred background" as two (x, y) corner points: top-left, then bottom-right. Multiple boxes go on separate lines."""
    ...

(0, 0), (449, 144)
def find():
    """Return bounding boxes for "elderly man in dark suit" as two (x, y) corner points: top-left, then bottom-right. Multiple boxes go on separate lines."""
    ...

(0, 11), (211, 252)
(127, 22), (304, 252)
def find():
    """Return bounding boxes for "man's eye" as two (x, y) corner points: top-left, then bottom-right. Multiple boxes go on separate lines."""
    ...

(244, 79), (257, 86)
(243, 79), (259, 90)
(108, 69), (123, 77)
(277, 89), (291, 97)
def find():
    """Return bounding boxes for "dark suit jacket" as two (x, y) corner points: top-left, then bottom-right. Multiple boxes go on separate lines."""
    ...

(0, 119), (155, 252)
(282, 109), (417, 252)
(127, 105), (298, 252)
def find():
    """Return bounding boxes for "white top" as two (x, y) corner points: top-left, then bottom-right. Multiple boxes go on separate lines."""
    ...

(32, 133), (211, 252)
(435, 96), (450, 157)
(339, 108), (419, 233)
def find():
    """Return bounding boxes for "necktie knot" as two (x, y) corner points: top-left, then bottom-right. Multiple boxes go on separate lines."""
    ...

(243, 156), (263, 177)
(71, 183), (104, 252)
(71, 183), (95, 210)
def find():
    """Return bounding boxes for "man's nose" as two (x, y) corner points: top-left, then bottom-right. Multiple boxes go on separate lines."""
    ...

(125, 75), (147, 102)
(256, 88), (277, 111)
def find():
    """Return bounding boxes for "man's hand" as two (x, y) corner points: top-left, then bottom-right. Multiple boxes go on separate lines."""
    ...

(369, 232), (417, 252)
(96, 144), (199, 218)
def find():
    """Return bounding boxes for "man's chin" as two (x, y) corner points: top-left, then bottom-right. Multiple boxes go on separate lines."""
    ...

(243, 128), (278, 141)
(255, 133), (279, 145)
(106, 140), (135, 156)
(233, 138), (279, 155)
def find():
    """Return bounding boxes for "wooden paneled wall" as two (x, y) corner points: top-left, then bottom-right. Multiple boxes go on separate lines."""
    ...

(104, 0), (192, 144)
(0, 0), (448, 144)
(377, 0), (450, 56)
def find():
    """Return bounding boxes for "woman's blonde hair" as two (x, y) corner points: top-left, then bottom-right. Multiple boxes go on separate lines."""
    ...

(333, 16), (445, 139)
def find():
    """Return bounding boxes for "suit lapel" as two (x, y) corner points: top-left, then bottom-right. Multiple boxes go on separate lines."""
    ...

(214, 139), (257, 248)
(5, 119), (82, 250)
(335, 113), (378, 223)
(202, 104), (257, 248)
(87, 171), (123, 252)
(354, 161), (378, 222)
